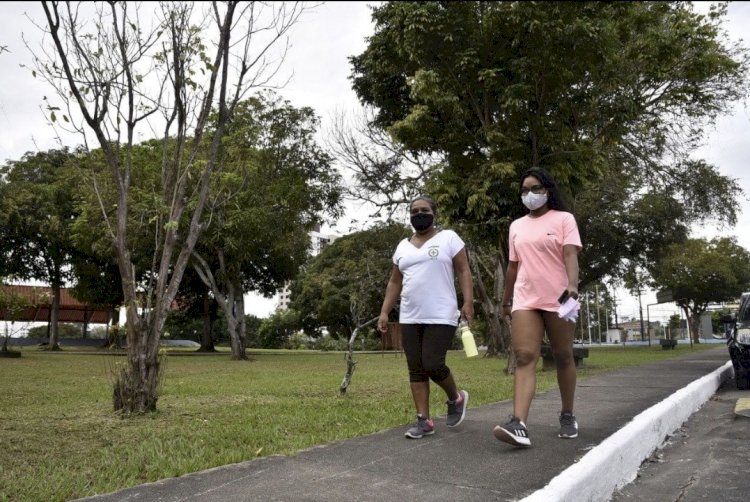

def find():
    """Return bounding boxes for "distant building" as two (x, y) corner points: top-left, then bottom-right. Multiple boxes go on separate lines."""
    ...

(275, 223), (339, 311)
(605, 328), (623, 344)
(614, 319), (664, 342)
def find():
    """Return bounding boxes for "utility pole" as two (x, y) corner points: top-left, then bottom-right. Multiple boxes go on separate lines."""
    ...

(595, 283), (601, 343)
(638, 286), (646, 345)
(605, 308), (609, 342)
(580, 315), (585, 341)
(586, 290), (592, 344)
(646, 302), (659, 347)
(612, 289), (620, 329)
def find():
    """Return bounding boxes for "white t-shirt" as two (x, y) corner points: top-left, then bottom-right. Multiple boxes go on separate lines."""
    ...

(393, 229), (465, 326)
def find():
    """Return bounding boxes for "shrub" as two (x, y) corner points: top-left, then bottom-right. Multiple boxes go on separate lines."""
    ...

(27, 323), (84, 339)
(313, 336), (348, 351)
(286, 331), (312, 350)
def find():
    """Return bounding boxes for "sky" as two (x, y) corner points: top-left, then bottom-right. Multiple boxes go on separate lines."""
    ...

(1, 2), (749, 324)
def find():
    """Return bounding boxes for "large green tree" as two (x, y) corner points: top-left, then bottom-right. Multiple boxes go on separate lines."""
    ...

(349, 1), (747, 357)
(289, 222), (411, 339)
(651, 237), (750, 343)
(0, 148), (80, 350)
(191, 93), (342, 360)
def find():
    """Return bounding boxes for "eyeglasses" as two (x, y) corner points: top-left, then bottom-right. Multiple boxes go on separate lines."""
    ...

(520, 185), (546, 195)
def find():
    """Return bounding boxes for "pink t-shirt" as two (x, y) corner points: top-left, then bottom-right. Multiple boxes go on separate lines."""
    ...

(508, 210), (582, 312)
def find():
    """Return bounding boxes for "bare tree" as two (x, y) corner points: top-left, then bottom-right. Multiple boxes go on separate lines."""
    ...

(327, 107), (440, 221)
(327, 110), (520, 367)
(33, 1), (305, 413)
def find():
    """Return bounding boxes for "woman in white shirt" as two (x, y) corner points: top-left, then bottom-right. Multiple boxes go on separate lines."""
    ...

(378, 196), (475, 439)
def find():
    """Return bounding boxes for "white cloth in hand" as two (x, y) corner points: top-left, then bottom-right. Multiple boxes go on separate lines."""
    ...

(558, 297), (580, 322)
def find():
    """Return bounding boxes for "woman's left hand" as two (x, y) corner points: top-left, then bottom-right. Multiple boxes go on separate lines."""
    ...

(461, 302), (474, 323)
(567, 287), (579, 300)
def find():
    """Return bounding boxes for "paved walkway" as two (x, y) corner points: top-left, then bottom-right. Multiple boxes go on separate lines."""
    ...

(79, 347), (738, 502)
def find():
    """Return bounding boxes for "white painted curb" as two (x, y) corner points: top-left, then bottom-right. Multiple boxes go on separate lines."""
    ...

(520, 360), (734, 502)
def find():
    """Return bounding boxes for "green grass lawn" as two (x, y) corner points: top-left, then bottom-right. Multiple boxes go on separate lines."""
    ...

(0, 344), (718, 501)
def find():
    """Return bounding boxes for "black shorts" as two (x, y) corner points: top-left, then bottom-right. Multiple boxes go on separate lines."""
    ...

(400, 323), (455, 383)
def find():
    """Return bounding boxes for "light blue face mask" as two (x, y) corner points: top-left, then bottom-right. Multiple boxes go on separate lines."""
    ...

(521, 192), (548, 210)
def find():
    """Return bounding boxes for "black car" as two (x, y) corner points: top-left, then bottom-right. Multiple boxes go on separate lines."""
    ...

(722, 292), (750, 389)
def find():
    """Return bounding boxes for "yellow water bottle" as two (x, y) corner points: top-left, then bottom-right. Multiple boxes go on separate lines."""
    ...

(459, 321), (478, 358)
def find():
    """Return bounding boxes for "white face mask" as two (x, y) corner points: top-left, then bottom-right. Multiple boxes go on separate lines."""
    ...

(521, 192), (548, 210)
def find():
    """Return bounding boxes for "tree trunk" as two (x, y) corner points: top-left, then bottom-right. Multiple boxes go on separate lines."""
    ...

(237, 294), (247, 353)
(226, 287), (248, 360)
(494, 239), (518, 374)
(2, 322), (8, 352)
(689, 314), (702, 344)
(198, 292), (216, 352)
(114, 285), (172, 413)
(104, 306), (123, 349)
(226, 309), (247, 360)
(114, 320), (162, 413)
(466, 244), (500, 354)
(681, 305), (702, 344)
(691, 316), (701, 344)
(47, 281), (61, 351)
(82, 306), (88, 339)
(192, 255), (248, 360)
(469, 251), (505, 356)
(466, 240), (515, 373)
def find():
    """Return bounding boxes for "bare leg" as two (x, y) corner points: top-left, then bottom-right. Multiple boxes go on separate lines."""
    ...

(509, 310), (545, 422)
(410, 381), (430, 417)
(434, 372), (459, 402)
(542, 311), (577, 413)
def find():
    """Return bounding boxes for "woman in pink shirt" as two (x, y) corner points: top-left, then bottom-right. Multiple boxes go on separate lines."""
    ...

(493, 167), (582, 447)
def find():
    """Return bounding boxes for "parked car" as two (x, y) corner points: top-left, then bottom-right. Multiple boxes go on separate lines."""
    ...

(723, 292), (750, 389)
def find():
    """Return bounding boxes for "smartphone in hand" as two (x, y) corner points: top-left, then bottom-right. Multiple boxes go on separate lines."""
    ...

(558, 290), (570, 304)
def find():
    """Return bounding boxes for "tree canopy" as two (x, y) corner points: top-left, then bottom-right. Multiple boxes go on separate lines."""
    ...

(192, 92), (342, 359)
(651, 237), (750, 342)
(290, 221), (411, 338)
(0, 148), (81, 349)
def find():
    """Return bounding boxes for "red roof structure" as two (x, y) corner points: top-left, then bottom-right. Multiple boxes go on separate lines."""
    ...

(0, 285), (111, 324)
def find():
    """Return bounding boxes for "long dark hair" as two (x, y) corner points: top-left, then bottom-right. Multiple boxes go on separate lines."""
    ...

(520, 167), (568, 212)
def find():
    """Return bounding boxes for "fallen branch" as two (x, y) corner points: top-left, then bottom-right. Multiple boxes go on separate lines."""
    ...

(339, 316), (379, 395)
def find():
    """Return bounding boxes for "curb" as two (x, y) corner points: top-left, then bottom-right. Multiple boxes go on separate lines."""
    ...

(520, 360), (734, 502)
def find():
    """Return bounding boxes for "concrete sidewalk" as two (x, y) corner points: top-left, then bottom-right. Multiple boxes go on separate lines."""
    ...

(612, 373), (750, 501)
(79, 347), (733, 502)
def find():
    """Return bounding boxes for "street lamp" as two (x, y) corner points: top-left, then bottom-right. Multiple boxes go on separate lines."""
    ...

(637, 285), (647, 345)
(646, 301), (660, 346)
(586, 290), (592, 344)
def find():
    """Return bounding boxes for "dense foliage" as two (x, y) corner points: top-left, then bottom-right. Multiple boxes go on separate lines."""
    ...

(651, 237), (750, 341)
(290, 221), (411, 338)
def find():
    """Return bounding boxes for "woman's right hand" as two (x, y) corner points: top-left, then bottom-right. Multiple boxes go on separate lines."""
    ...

(502, 304), (512, 320)
(377, 313), (390, 333)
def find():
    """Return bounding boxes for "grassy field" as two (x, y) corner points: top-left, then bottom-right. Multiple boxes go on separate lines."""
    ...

(0, 344), (718, 501)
